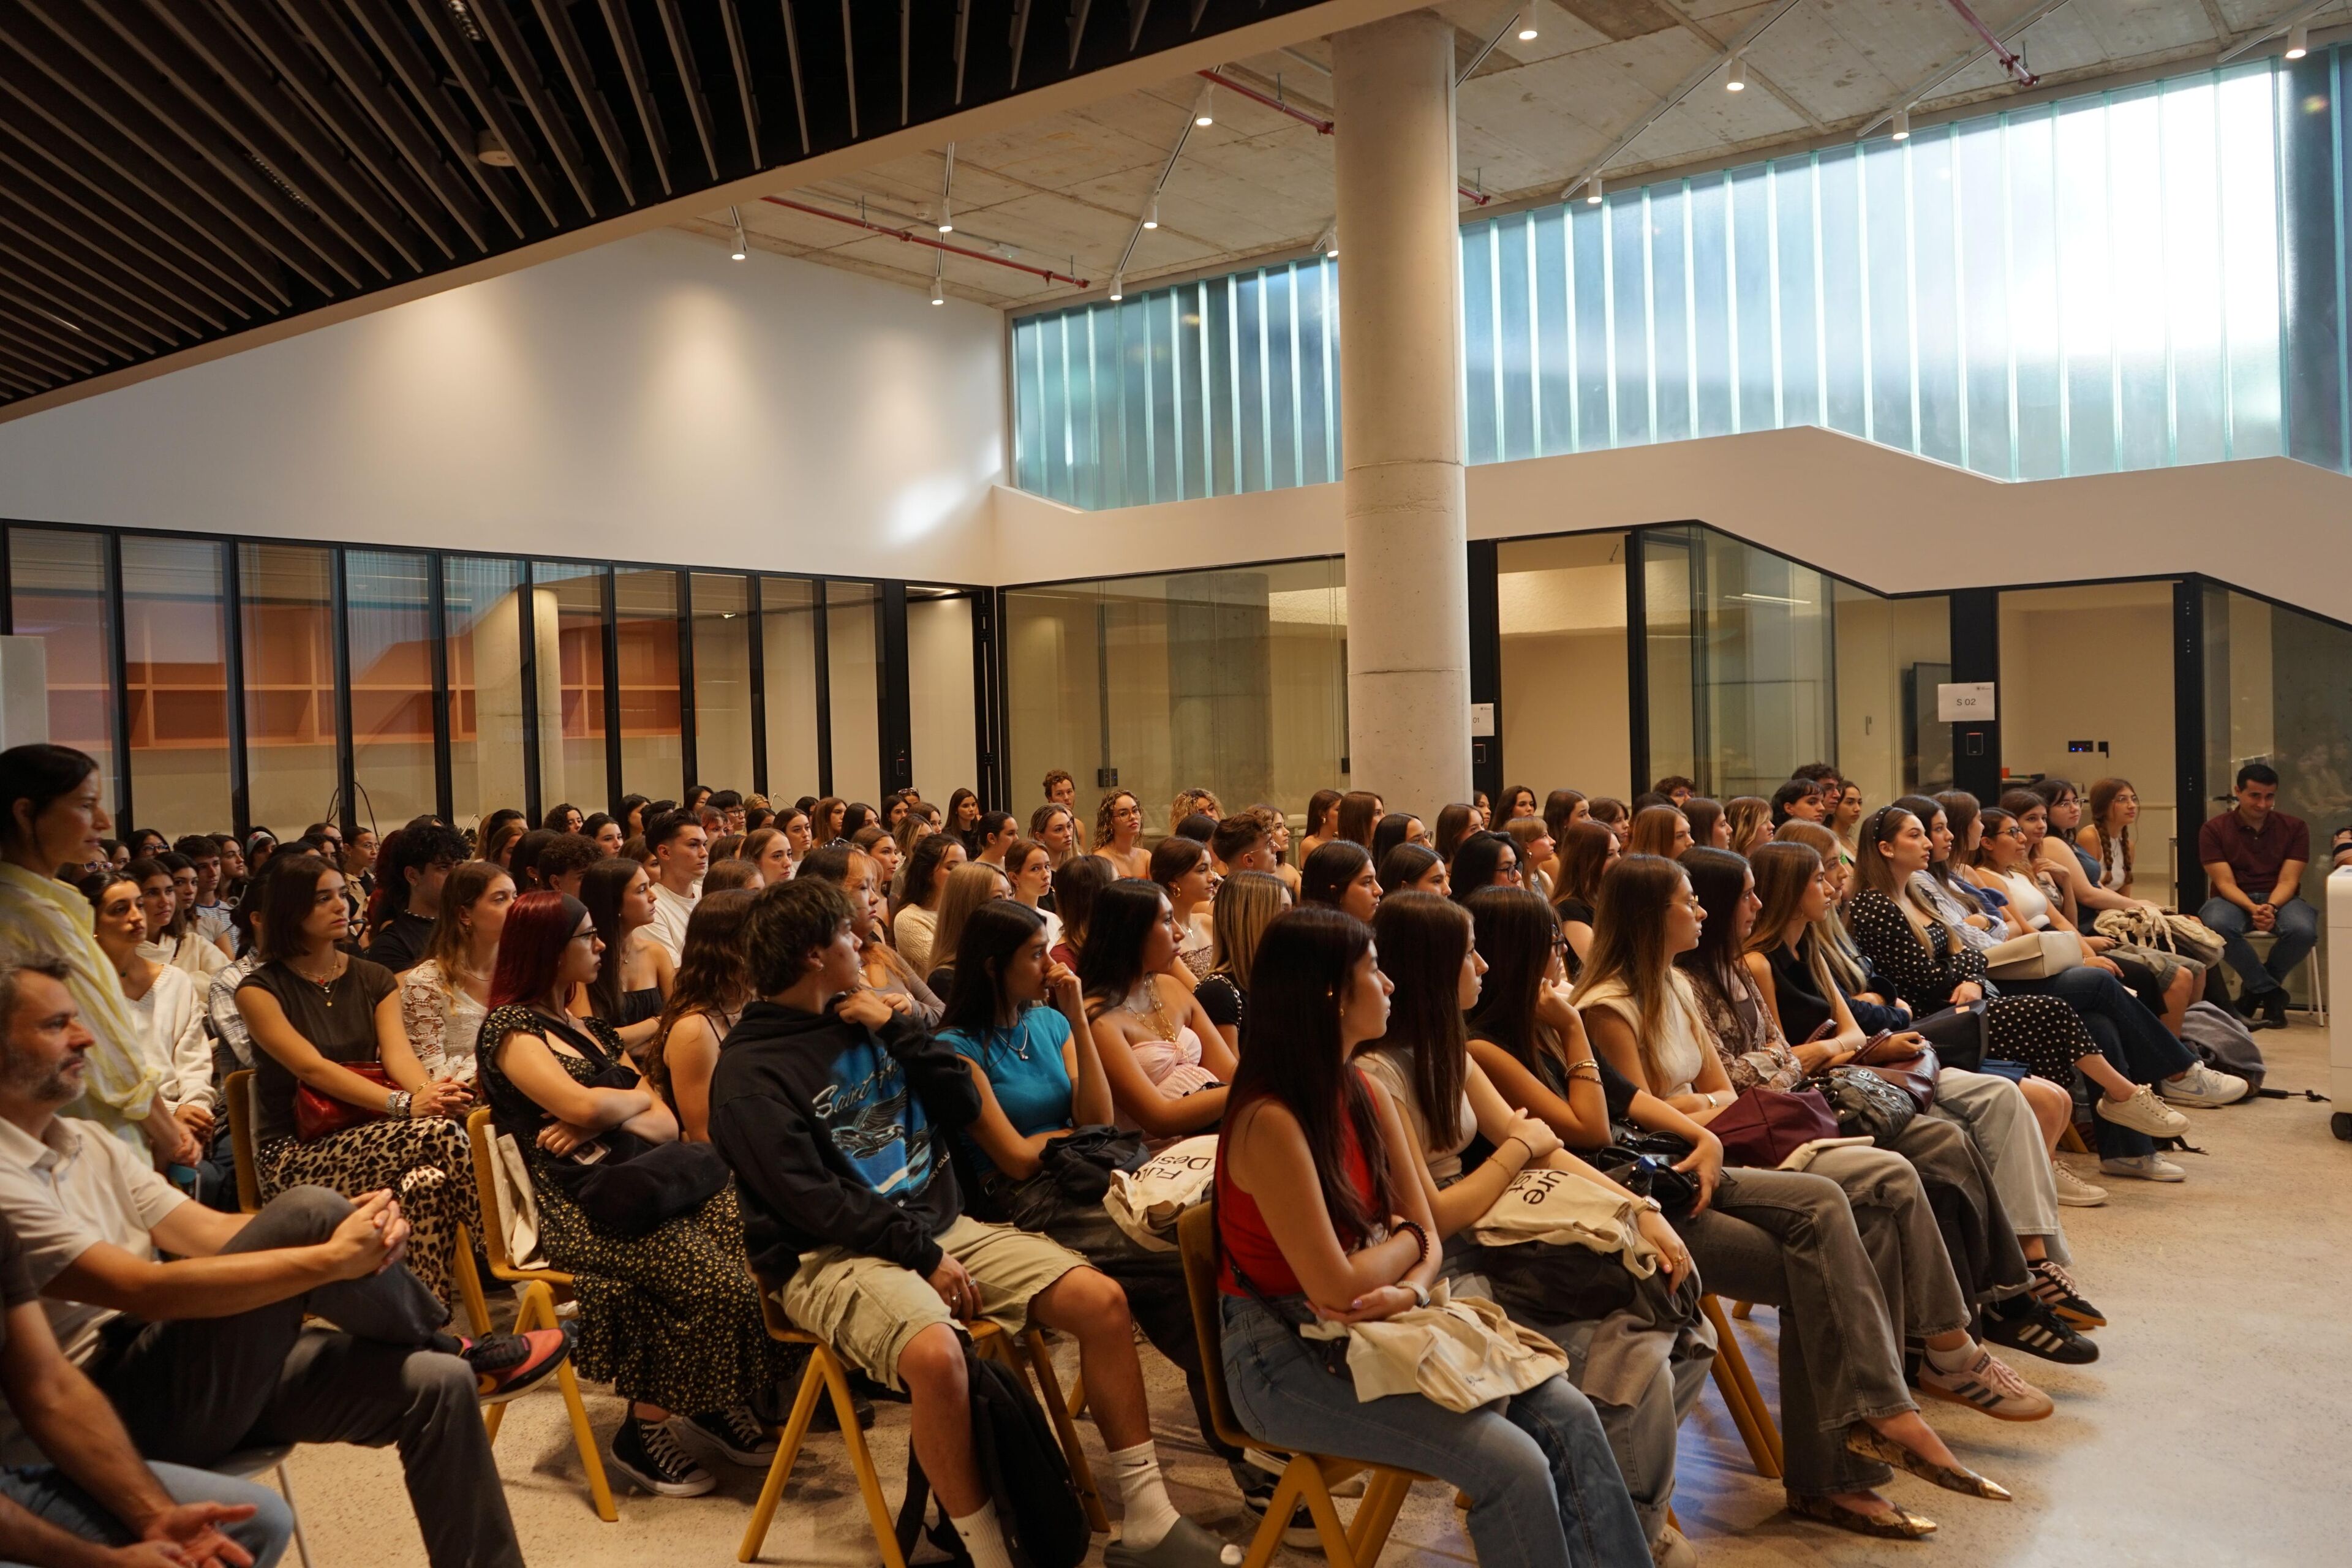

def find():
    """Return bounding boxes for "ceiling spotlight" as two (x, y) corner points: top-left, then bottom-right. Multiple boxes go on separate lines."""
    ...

(2286, 24), (2309, 58)
(728, 205), (747, 260)
(931, 277), (944, 305)
(1584, 175), (1603, 205)
(1109, 273), (1124, 301)
(1727, 58), (1746, 91)
(1314, 222), (1338, 258)
(1194, 83), (1215, 127)
(474, 127), (514, 167)
(937, 198), (953, 233)
(1891, 107), (1910, 140)
(1518, 20), (1537, 41)
(1143, 201), (1159, 230)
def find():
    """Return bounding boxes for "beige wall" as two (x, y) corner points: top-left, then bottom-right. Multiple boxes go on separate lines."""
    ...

(1834, 589), (1952, 813)
(908, 597), (979, 806)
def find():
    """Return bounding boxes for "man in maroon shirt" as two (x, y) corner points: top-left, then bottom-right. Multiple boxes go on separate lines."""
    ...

(2197, 763), (2315, 1030)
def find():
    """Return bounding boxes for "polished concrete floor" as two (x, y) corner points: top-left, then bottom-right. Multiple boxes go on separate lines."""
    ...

(279, 1020), (2350, 1567)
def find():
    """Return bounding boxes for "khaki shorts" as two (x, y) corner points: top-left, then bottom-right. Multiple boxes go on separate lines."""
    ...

(777, 1214), (1089, 1390)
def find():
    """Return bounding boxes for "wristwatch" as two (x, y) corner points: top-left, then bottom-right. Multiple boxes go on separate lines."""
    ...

(1635, 1196), (1663, 1215)
(1407, 1281), (1431, 1310)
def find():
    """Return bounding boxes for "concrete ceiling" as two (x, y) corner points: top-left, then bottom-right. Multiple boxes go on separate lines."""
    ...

(694, 0), (2346, 309)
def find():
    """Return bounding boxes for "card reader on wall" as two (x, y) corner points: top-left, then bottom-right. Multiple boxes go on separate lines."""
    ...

(2067, 741), (2111, 755)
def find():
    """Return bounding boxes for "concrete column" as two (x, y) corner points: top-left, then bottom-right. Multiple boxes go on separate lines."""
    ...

(1332, 10), (1471, 818)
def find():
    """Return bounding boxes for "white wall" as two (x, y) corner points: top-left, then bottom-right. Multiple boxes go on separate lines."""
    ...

(990, 427), (2352, 626)
(0, 230), (1006, 584)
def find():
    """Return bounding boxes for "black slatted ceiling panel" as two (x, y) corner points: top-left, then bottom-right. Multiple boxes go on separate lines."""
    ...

(0, 0), (1327, 410)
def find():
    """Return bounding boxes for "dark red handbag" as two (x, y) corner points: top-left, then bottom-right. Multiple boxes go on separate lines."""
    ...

(1846, 1031), (1940, 1113)
(294, 1063), (391, 1142)
(1708, 1085), (1841, 1169)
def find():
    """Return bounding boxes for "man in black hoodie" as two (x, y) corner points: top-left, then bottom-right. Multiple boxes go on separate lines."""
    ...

(710, 880), (1228, 1568)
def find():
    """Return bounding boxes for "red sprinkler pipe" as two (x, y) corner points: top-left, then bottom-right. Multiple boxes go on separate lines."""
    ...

(760, 197), (1091, 287)
(1939, 0), (2038, 86)
(1193, 69), (1489, 205)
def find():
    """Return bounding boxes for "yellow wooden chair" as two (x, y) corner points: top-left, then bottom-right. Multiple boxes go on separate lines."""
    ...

(224, 1069), (262, 1215)
(1701, 1295), (1783, 1478)
(1175, 1205), (1428, 1568)
(457, 1107), (618, 1521)
(736, 1281), (1105, 1564)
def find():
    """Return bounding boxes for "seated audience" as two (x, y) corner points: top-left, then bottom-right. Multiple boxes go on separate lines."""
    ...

(0, 746), (197, 1164)
(172, 835), (236, 954)
(1004, 839), (1062, 948)
(640, 891), (758, 1144)
(582, 813), (625, 858)
(1377, 842), (1449, 899)
(366, 824), (470, 975)
(1722, 797), (1773, 856)
(1431, 802), (1481, 861)
(1588, 796), (1630, 846)
(1297, 789), (1344, 862)
(1191, 870), (1290, 1054)
(398, 863), (513, 1085)
(1679, 797), (1728, 851)
(1502, 816), (1557, 902)
(742, 827), (793, 887)
(82, 873), (210, 1163)
(234, 855), (475, 1302)
(477, 893), (792, 1499)
(576, 858), (676, 1054)
(1048, 855), (1114, 972)
(894, 832), (967, 974)
(1627, 804), (1694, 860)
(1168, 789), (1224, 835)
(1652, 776), (1696, 805)
(642, 812), (709, 965)
(1548, 820), (1619, 973)
(1030, 804), (1082, 870)
(1300, 840), (1381, 923)
(1770, 778), (1825, 829)
(1447, 831), (1521, 900)
(1078, 882), (1233, 1139)
(0, 953), (565, 1568)
(1042, 769), (1078, 813)
(852, 824), (902, 892)
(944, 790), (982, 850)
(1090, 791), (1150, 881)
(970, 812), (1019, 870)
(796, 846), (943, 1025)
(2198, 762), (2318, 1030)
(1214, 905), (1651, 1566)
(711, 879), (1231, 1568)
(542, 804), (584, 835)
(130, 859), (227, 982)
(923, 864), (1013, 998)
(1498, 785), (1540, 822)
(1148, 837), (1218, 981)
(1370, 811), (1425, 865)
(1334, 791), (1384, 850)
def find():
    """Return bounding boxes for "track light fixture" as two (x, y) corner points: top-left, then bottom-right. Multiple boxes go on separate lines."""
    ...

(728, 205), (747, 260)
(1585, 175), (1602, 205)
(937, 200), (952, 233)
(1109, 273), (1125, 301)
(1194, 83), (1215, 127)
(1518, 18), (1537, 41)
(932, 277), (944, 305)
(1315, 222), (1338, 258)
(1144, 201), (1159, 230)
(1727, 57), (1745, 91)
(1891, 107), (1910, 140)
(2286, 24), (2309, 59)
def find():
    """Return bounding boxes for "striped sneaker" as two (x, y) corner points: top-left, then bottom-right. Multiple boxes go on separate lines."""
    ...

(1981, 1295), (2098, 1365)
(1915, 1344), (2054, 1422)
(2029, 1259), (2107, 1329)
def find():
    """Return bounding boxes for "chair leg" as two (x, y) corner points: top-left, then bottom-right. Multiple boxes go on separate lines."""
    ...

(273, 1463), (315, 1568)
(1064, 1371), (1087, 1420)
(557, 1357), (619, 1523)
(484, 1280), (555, 1444)
(1348, 1469), (1412, 1566)
(1294, 1465), (1361, 1568)
(2059, 1123), (2092, 1156)
(819, 1351), (910, 1568)
(739, 1354), (831, 1564)
(1703, 1297), (1783, 1478)
(1730, 1300), (1752, 1321)
(1238, 1464), (1308, 1568)
(453, 1227), (494, 1339)
(1022, 1329), (1108, 1534)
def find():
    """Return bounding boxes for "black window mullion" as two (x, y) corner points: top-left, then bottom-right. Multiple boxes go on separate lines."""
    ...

(1, 523), (13, 635)
(973, 589), (998, 808)
(1624, 529), (1651, 794)
(518, 561), (542, 824)
(1466, 539), (1502, 804)
(222, 541), (251, 840)
(747, 573), (769, 800)
(330, 548), (356, 836)
(428, 554), (453, 824)
(676, 570), (698, 796)
(813, 586), (833, 797)
(601, 565), (623, 818)
(2172, 577), (2208, 910)
(102, 530), (132, 832)
(880, 582), (910, 796)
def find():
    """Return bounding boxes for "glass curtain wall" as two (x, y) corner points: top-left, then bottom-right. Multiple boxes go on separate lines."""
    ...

(761, 576), (824, 799)
(1999, 582), (2180, 906)
(1005, 559), (1348, 832)
(344, 551), (435, 829)
(1013, 58), (2303, 508)
(826, 581), (882, 804)
(532, 563), (607, 817)
(119, 536), (231, 839)
(1497, 533), (1632, 801)
(613, 568), (681, 799)
(690, 574), (755, 795)
(908, 591), (978, 809)
(8, 529), (118, 819)
(2201, 584), (2350, 1005)
(238, 545), (338, 836)
(443, 556), (527, 829)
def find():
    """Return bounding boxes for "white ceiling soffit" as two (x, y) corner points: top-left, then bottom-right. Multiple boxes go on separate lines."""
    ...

(725, 0), (2348, 310)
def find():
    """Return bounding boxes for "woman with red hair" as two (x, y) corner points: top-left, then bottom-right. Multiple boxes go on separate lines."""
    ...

(475, 892), (808, 1501)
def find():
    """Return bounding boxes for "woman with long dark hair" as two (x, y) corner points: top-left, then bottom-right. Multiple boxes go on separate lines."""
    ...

(1192, 870), (1291, 1053)
(1297, 788), (1344, 864)
(1626, 805), (1692, 861)
(644, 889), (758, 1142)
(575, 857), (675, 1054)
(398, 861), (515, 1084)
(1215, 906), (1650, 1567)
(1047, 854), (1114, 971)
(234, 853), (475, 1300)
(797, 845), (942, 1024)
(1368, 811), (1423, 867)
(1370, 892), (1704, 1561)
(1677, 847), (2087, 1363)
(1446, 831), (1520, 901)
(1333, 790), (1384, 850)
(945, 787), (982, 850)
(892, 831), (968, 973)
(1680, 796), (1729, 851)
(476, 892), (795, 1499)
(83, 869), (211, 1154)
(1376, 842), (1449, 899)
(1299, 839), (1379, 922)
(1431, 801), (1482, 861)
(1077, 880), (1232, 1139)
(1150, 834), (1219, 980)
(1550, 820), (1619, 974)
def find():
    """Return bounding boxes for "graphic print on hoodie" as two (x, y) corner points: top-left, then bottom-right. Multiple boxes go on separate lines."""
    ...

(815, 1035), (938, 1201)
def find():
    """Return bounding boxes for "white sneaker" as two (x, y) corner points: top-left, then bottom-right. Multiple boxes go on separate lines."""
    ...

(2157, 1061), (2250, 1107)
(2095, 1084), (2190, 1138)
(2098, 1153), (2186, 1182)
(1915, 1343), (2054, 1422)
(1650, 1523), (1698, 1567)
(2051, 1162), (2108, 1207)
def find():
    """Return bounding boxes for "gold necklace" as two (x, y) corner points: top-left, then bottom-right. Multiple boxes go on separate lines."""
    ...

(285, 952), (344, 1003)
(1123, 979), (1176, 1042)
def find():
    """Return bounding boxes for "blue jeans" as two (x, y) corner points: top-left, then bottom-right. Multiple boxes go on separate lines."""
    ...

(1219, 1294), (1651, 1567)
(0, 1461), (292, 1568)
(2003, 966), (2196, 1159)
(2198, 895), (2318, 998)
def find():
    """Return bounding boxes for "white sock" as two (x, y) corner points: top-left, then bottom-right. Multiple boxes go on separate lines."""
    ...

(949, 1500), (1015, 1568)
(1108, 1441), (1181, 1550)
(1924, 1337), (1978, 1373)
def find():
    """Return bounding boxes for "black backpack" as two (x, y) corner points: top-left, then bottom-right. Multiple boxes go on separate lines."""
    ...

(893, 1343), (1089, 1568)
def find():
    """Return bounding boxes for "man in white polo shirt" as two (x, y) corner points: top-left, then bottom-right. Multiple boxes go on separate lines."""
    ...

(643, 809), (707, 963)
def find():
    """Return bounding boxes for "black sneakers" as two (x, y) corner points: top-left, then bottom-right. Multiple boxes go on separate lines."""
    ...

(2029, 1259), (2106, 1329)
(680, 1406), (779, 1467)
(1981, 1294), (2099, 1365)
(609, 1414), (716, 1498)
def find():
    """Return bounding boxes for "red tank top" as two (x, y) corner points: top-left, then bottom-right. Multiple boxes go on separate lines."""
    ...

(1216, 1076), (1378, 1298)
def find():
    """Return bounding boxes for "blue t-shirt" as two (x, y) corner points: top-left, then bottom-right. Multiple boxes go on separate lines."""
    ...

(940, 1006), (1076, 1148)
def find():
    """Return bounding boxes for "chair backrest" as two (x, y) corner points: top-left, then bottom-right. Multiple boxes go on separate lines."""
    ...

(464, 1106), (518, 1275)
(224, 1068), (261, 1214)
(1175, 1204), (1255, 1455)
